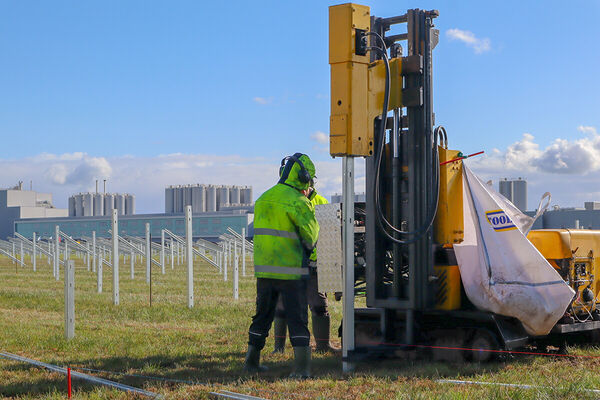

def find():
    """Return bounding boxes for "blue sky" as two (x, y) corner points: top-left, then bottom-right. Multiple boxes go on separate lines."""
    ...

(0, 1), (598, 212)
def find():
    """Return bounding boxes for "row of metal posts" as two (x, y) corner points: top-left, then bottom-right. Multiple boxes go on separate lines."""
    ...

(3, 207), (253, 339)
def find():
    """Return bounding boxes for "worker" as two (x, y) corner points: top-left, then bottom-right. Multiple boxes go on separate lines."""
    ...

(272, 182), (339, 354)
(244, 153), (319, 378)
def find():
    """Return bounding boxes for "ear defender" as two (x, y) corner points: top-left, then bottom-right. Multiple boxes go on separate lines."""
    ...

(279, 153), (311, 184)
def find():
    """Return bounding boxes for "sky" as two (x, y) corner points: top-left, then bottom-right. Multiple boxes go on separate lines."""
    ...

(0, 0), (598, 213)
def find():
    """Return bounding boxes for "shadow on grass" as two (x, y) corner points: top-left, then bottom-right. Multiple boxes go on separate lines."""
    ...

(1, 349), (540, 397)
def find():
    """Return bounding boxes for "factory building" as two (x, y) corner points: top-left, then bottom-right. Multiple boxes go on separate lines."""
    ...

(529, 202), (600, 230)
(165, 184), (253, 213)
(14, 211), (253, 241)
(69, 192), (135, 217)
(499, 178), (527, 212)
(0, 183), (67, 238)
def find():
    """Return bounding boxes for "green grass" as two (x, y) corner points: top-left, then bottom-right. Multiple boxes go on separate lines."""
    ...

(2, 255), (600, 399)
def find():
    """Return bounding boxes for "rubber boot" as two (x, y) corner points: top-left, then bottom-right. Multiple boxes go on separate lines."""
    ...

(289, 346), (311, 379)
(243, 345), (268, 373)
(312, 314), (340, 354)
(272, 317), (287, 354)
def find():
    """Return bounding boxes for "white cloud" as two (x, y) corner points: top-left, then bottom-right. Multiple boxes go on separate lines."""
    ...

(0, 153), (365, 214)
(446, 28), (491, 54)
(466, 126), (600, 209)
(252, 96), (272, 105)
(578, 125), (598, 136)
(310, 131), (328, 144)
(470, 127), (600, 175)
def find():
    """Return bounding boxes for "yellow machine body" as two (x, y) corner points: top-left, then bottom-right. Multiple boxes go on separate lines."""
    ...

(528, 229), (600, 317)
(434, 265), (461, 310)
(433, 147), (465, 310)
(329, 3), (404, 157)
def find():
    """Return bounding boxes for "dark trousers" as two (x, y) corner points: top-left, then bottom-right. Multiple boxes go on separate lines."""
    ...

(248, 278), (310, 350)
(275, 268), (328, 318)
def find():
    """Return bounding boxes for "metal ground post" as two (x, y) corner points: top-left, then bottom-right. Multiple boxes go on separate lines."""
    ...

(92, 231), (96, 273)
(233, 240), (239, 300)
(65, 260), (75, 340)
(145, 223), (151, 284)
(160, 230), (165, 274)
(223, 243), (228, 281)
(55, 226), (60, 280)
(242, 228), (246, 277)
(130, 249), (135, 279)
(342, 156), (355, 373)
(185, 206), (193, 308)
(97, 254), (103, 293)
(32, 232), (36, 272)
(111, 210), (119, 305)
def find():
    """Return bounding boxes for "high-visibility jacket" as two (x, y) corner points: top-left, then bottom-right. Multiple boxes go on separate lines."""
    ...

(308, 193), (328, 262)
(253, 154), (319, 280)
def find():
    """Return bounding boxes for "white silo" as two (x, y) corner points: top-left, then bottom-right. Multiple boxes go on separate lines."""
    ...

(174, 186), (184, 213)
(242, 186), (253, 204)
(68, 196), (76, 217)
(217, 185), (230, 210)
(83, 193), (94, 216)
(104, 193), (115, 215)
(165, 186), (174, 213)
(115, 194), (126, 215)
(192, 184), (206, 213)
(125, 194), (135, 215)
(75, 194), (84, 216)
(206, 185), (217, 212)
(183, 185), (193, 209)
(94, 193), (104, 216)
(230, 186), (241, 204)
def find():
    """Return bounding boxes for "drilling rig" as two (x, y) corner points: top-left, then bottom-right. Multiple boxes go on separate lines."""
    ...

(325, 3), (600, 364)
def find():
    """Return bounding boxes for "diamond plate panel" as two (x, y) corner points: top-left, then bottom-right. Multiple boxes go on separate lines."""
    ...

(315, 203), (343, 292)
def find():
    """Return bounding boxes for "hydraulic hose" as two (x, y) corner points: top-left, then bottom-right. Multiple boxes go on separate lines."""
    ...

(370, 34), (440, 245)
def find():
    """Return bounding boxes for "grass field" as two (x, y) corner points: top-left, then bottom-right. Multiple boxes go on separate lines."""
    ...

(2, 255), (600, 399)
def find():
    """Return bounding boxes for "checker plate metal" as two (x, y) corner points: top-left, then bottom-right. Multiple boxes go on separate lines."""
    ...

(315, 203), (343, 292)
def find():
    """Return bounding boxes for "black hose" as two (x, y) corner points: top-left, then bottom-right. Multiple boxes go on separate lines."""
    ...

(370, 38), (441, 244)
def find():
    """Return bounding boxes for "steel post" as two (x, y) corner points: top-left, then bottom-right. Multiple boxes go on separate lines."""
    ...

(145, 223), (151, 284)
(130, 249), (135, 279)
(86, 242), (90, 271)
(55, 226), (60, 280)
(342, 156), (355, 373)
(224, 244), (228, 282)
(185, 206), (194, 308)
(92, 231), (96, 273)
(112, 209), (119, 305)
(242, 228), (246, 277)
(233, 239), (239, 300)
(160, 230), (165, 274)
(65, 260), (75, 340)
(20, 241), (24, 267)
(170, 238), (174, 269)
(32, 232), (36, 272)
(97, 254), (103, 293)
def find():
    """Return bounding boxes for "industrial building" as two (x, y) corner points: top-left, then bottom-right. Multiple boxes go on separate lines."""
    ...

(499, 177), (527, 212)
(529, 202), (600, 230)
(14, 210), (253, 240)
(68, 192), (135, 217)
(165, 184), (253, 213)
(0, 184), (67, 239)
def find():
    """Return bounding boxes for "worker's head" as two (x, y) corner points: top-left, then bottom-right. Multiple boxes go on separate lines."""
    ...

(278, 153), (316, 191)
